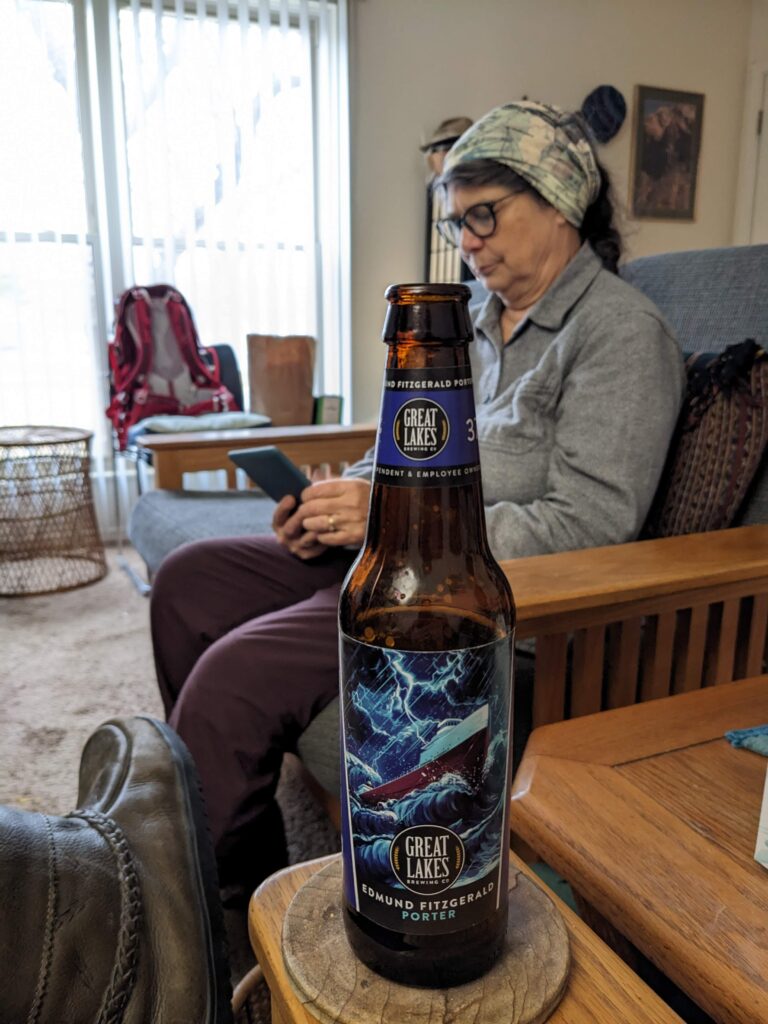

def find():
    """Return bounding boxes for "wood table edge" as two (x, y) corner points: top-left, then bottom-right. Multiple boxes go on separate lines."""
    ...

(510, 750), (768, 1023)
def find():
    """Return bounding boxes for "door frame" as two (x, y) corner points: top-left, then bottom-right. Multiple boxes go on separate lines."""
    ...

(733, 60), (768, 244)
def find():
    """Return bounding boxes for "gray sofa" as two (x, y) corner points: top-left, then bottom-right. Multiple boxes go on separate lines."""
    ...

(129, 489), (276, 576)
(129, 244), (768, 796)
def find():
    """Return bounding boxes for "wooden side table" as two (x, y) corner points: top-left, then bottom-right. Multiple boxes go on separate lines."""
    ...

(248, 853), (685, 1024)
(510, 676), (768, 1024)
(137, 424), (376, 489)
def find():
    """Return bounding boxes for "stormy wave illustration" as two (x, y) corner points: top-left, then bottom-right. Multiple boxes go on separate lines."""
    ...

(343, 642), (512, 890)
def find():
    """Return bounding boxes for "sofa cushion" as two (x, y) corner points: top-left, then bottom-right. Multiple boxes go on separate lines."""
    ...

(127, 411), (270, 449)
(128, 489), (276, 574)
(642, 340), (768, 538)
(736, 460), (768, 526)
(620, 245), (768, 355)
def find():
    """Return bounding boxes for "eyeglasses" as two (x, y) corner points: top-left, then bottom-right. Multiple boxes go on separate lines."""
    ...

(436, 193), (518, 247)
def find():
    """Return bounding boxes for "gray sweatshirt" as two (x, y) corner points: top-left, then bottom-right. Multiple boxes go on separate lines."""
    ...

(346, 244), (686, 561)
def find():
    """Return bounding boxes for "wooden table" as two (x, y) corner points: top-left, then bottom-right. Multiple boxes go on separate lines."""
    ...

(138, 424), (376, 489)
(248, 853), (685, 1024)
(510, 676), (768, 1024)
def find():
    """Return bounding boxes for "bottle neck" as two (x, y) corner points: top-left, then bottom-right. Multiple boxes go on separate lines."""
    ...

(364, 339), (490, 558)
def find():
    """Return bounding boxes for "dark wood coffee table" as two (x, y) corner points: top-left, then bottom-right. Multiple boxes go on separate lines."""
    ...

(510, 675), (768, 1024)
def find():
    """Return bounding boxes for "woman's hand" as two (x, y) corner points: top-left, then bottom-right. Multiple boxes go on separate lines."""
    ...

(272, 478), (372, 560)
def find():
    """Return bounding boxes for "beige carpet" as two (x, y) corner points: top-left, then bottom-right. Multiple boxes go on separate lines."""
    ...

(0, 545), (340, 1022)
(0, 547), (160, 813)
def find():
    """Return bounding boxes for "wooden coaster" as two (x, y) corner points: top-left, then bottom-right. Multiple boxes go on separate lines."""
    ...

(282, 858), (570, 1024)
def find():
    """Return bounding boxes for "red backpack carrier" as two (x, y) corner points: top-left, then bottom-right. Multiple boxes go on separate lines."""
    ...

(107, 284), (239, 450)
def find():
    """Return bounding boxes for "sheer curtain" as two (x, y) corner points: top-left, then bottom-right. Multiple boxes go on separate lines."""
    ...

(0, 2), (104, 458)
(0, 0), (350, 537)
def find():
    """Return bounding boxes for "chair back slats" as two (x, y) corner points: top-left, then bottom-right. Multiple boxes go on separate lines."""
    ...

(571, 625), (607, 717)
(639, 612), (677, 702)
(532, 633), (568, 727)
(704, 598), (741, 686)
(605, 618), (642, 708)
(743, 593), (768, 678)
(528, 588), (768, 726)
(672, 605), (708, 695)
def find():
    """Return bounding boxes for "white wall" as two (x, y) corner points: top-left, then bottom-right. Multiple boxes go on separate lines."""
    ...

(348, 0), (752, 421)
(749, 0), (768, 62)
(733, 0), (768, 240)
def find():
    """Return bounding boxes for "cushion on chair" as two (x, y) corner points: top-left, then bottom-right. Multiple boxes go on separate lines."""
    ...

(642, 340), (768, 539)
(129, 410), (270, 437)
(128, 489), (276, 574)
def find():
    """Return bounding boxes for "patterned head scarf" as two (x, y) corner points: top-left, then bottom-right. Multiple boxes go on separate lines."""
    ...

(442, 101), (601, 228)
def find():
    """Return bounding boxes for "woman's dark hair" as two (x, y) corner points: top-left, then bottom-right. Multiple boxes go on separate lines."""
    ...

(436, 157), (622, 274)
(581, 160), (622, 274)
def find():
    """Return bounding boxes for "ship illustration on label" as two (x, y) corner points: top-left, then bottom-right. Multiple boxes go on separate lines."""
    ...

(360, 704), (489, 807)
(340, 637), (512, 933)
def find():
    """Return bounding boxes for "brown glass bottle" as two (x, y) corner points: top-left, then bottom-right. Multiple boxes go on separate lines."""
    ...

(338, 283), (516, 987)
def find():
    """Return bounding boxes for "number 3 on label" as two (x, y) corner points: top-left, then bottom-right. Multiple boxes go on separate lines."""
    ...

(466, 418), (476, 442)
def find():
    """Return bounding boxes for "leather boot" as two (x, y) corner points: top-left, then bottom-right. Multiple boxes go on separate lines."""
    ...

(0, 716), (233, 1023)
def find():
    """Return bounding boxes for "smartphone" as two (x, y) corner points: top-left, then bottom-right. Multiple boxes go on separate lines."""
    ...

(228, 446), (311, 504)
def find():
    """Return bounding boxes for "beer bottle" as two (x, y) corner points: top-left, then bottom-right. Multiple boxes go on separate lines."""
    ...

(338, 283), (516, 987)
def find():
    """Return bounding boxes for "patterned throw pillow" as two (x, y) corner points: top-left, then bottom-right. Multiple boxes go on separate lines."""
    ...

(642, 339), (768, 538)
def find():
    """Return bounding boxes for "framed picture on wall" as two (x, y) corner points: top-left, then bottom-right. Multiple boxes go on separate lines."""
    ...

(629, 85), (705, 220)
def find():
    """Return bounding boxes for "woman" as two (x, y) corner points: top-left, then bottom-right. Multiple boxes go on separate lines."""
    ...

(151, 101), (685, 904)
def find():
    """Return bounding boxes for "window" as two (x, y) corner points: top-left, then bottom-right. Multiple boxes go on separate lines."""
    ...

(0, 1), (103, 440)
(0, 0), (350, 531)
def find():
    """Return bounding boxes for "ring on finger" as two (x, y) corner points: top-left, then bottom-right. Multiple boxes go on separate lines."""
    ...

(327, 513), (337, 533)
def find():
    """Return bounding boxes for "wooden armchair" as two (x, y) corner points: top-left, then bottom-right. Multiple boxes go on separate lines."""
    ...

(506, 525), (768, 728)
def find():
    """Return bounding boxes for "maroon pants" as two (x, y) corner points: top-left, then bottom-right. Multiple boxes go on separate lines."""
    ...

(150, 535), (354, 885)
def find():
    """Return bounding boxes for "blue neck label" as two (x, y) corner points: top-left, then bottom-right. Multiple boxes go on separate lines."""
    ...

(374, 367), (480, 487)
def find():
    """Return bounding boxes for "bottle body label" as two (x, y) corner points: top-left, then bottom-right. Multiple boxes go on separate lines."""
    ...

(340, 634), (513, 935)
(374, 367), (480, 487)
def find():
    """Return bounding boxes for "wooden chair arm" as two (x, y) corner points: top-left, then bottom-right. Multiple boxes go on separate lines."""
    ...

(507, 525), (768, 637)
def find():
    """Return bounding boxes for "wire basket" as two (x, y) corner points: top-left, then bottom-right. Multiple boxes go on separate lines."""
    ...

(0, 427), (107, 596)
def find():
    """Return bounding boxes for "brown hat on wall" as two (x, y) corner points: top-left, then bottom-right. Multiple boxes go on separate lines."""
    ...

(420, 116), (474, 153)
